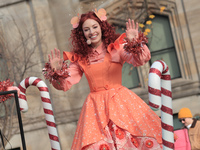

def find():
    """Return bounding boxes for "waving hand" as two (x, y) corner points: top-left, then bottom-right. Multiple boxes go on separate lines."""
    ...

(48, 48), (63, 71)
(126, 19), (139, 41)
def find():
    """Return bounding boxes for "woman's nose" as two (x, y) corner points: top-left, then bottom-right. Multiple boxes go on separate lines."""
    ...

(90, 28), (94, 34)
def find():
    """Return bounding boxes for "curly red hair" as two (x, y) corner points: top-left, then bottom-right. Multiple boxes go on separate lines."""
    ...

(69, 11), (119, 58)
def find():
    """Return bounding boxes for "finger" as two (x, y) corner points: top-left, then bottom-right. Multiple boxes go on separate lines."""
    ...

(126, 22), (129, 30)
(55, 48), (61, 59)
(48, 54), (51, 62)
(59, 58), (64, 65)
(125, 30), (128, 37)
(13, 86), (20, 96)
(132, 20), (135, 29)
(51, 50), (54, 60)
(54, 48), (58, 58)
(128, 19), (132, 29)
(57, 49), (60, 59)
(135, 22), (139, 31)
(17, 88), (20, 96)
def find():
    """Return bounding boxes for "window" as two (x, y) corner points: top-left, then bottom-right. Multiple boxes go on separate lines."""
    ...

(173, 113), (183, 130)
(147, 15), (181, 79)
(122, 63), (140, 88)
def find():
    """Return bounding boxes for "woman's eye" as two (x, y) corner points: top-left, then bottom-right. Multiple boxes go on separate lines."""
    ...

(93, 26), (97, 29)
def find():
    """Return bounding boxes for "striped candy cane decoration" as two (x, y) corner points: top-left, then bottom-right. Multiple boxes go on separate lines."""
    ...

(18, 77), (61, 150)
(148, 60), (174, 150)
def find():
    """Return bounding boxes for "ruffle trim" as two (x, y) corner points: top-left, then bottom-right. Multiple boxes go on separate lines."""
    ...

(42, 61), (70, 83)
(107, 33), (126, 53)
(124, 32), (148, 55)
(83, 120), (163, 150)
(0, 79), (14, 103)
(63, 51), (79, 62)
(63, 51), (88, 67)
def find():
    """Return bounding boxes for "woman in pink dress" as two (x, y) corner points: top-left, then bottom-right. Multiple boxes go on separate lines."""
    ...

(43, 9), (163, 150)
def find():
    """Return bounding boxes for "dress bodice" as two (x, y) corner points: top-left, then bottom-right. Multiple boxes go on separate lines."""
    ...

(79, 52), (123, 92)
(49, 34), (163, 150)
(59, 33), (150, 92)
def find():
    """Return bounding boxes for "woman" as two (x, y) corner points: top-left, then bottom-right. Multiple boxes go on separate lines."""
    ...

(43, 10), (162, 150)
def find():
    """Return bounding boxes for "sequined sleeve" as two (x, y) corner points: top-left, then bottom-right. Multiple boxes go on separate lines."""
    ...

(50, 62), (83, 91)
(49, 62), (83, 91)
(120, 44), (151, 67)
(0, 79), (14, 102)
(107, 33), (151, 67)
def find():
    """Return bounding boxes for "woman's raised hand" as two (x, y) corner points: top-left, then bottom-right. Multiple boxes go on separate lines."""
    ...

(126, 19), (139, 41)
(48, 48), (63, 71)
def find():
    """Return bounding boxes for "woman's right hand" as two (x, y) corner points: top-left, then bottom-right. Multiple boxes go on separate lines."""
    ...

(48, 48), (63, 71)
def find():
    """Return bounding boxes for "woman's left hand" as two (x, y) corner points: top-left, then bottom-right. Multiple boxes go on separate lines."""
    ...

(126, 19), (138, 41)
(7, 86), (20, 96)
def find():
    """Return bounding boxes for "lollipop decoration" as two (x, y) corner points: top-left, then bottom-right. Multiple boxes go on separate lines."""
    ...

(18, 77), (61, 150)
(148, 60), (174, 150)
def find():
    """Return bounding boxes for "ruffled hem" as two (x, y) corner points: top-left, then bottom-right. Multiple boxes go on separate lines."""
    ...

(83, 120), (163, 150)
(71, 86), (162, 150)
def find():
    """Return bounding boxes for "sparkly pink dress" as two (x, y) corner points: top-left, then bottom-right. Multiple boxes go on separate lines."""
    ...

(52, 34), (163, 150)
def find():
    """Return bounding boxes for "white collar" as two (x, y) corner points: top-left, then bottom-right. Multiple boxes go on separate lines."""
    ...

(187, 124), (192, 129)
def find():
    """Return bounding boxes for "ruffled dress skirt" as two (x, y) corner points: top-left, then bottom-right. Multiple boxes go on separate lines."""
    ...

(71, 86), (162, 150)
(64, 44), (163, 149)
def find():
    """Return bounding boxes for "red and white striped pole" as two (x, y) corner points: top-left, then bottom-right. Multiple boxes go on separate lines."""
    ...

(18, 77), (61, 150)
(148, 60), (174, 150)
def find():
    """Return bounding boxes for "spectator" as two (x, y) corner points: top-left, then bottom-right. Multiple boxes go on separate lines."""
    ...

(178, 107), (200, 150)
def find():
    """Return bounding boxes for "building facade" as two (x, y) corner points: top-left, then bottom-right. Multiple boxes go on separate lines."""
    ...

(0, 0), (199, 149)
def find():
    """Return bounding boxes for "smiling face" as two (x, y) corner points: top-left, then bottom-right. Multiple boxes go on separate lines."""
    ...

(82, 19), (102, 48)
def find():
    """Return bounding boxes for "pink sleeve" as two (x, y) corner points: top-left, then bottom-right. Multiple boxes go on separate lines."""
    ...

(51, 62), (83, 91)
(120, 44), (151, 67)
(107, 33), (151, 67)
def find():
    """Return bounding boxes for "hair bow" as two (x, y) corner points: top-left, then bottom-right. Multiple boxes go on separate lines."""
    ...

(70, 13), (80, 29)
(94, 8), (107, 21)
(70, 8), (107, 29)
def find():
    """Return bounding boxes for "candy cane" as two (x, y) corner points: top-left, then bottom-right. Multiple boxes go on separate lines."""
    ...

(148, 60), (174, 150)
(18, 77), (61, 150)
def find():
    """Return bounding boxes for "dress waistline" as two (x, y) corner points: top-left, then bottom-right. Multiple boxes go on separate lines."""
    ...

(90, 84), (122, 93)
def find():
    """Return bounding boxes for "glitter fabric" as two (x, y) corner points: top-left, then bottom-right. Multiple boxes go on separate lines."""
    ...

(52, 34), (162, 149)
(83, 120), (162, 150)
(0, 79), (14, 102)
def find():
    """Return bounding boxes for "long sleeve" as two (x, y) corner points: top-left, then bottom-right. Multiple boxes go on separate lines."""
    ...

(120, 44), (151, 67)
(51, 62), (83, 91)
(107, 33), (151, 67)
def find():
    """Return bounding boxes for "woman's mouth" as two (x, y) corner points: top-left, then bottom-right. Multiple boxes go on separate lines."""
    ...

(90, 35), (98, 39)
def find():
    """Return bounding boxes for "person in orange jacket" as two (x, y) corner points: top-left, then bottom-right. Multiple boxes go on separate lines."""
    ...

(178, 107), (200, 150)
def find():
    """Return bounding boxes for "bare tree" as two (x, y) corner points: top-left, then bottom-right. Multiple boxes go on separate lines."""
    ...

(0, 13), (45, 149)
